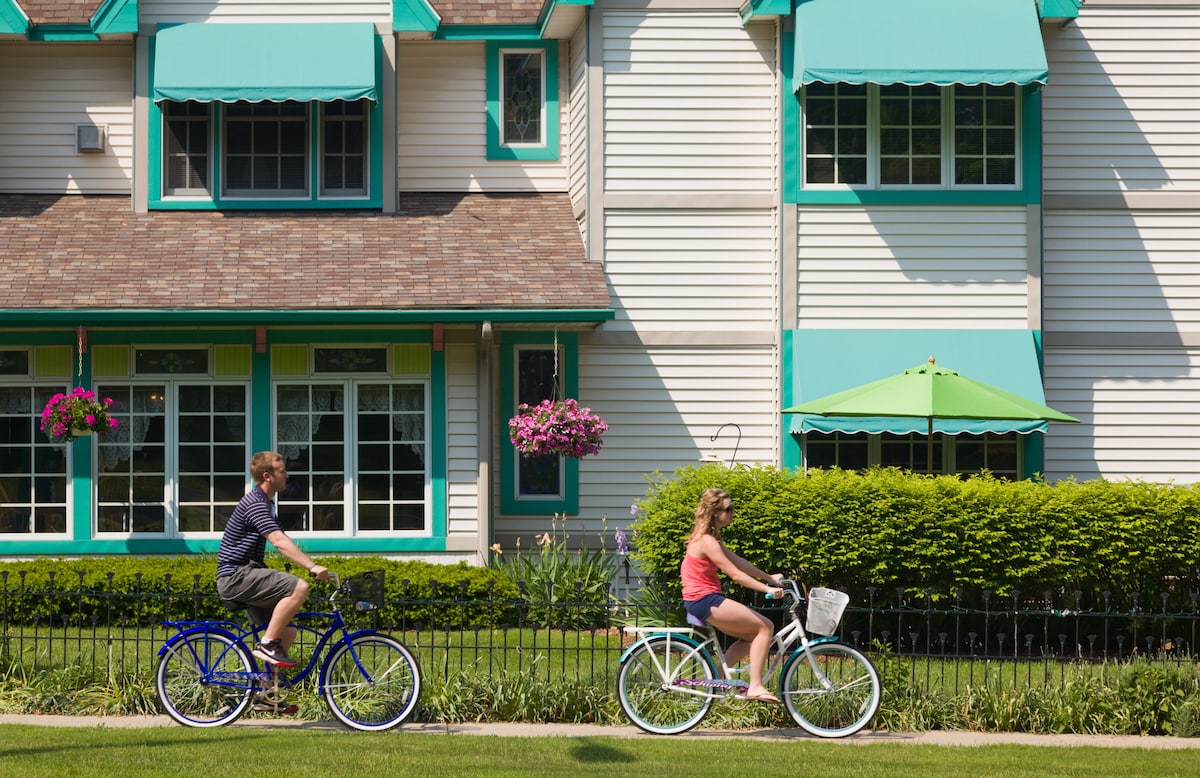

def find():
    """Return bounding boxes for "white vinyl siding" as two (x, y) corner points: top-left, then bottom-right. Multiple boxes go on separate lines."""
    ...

(602, 11), (777, 193)
(397, 42), (569, 192)
(603, 209), (778, 333)
(492, 344), (779, 542)
(1043, 348), (1200, 485)
(1043, 210), (1200, 332)
(568, 20), (589, 221)
(445, 341), (481, 538)
(0, 42), (132, 195)
(795, 206), (1031, 328)
(1042, 5), (1200, 194)
(139, 1), (389, 23)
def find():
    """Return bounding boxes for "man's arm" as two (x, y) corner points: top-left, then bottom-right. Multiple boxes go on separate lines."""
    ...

(265, 529), (330, 580)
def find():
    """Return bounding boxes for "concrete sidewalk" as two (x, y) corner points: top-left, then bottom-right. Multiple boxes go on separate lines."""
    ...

(2, 714), (1200, 749)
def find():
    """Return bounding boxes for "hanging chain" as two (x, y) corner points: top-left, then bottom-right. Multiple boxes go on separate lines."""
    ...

(76, 326), (84, 381)
(552, 328), (560, 401)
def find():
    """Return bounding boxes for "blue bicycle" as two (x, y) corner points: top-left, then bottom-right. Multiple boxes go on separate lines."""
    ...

(154, 570), (421, 731)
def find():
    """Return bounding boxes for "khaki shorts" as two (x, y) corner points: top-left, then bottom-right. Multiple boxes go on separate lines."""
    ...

(216, 561), (299, 626)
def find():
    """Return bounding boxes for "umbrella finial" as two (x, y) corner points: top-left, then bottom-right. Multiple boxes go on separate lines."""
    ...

(928, 355), (935, 364)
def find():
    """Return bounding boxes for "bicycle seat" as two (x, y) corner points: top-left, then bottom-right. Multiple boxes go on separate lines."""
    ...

(686, 613), (706, 627)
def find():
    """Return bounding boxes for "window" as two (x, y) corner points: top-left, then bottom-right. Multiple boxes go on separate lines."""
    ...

(273, 345), (431, 534)
(804, 431), (1019, 479)
(804, 84), (1018, 188)
(502, 51), (544, 147)
(225, 102), (308, 195)
(157, 99), (370, 203)
(97, 382), (249, 535)
(486, 41), (559, 161)
(0, 386), (68, 535)
(515, 348), (562, 498)
(164, 102), (210, 195)
(499, 333), (579, 514)
(274, 381), (429, 534)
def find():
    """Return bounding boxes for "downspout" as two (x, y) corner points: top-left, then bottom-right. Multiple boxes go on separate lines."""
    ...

(477, 320), (494, 564)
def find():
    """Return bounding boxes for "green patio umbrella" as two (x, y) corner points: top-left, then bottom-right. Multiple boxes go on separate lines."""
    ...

(781, 357), (1080, 474)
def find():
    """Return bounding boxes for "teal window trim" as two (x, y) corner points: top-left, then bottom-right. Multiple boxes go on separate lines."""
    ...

(783, 27), (1043, 207)
(486, 40), (560, 161)
(499, 331), (579, 515)
(148, 33), (384, 210)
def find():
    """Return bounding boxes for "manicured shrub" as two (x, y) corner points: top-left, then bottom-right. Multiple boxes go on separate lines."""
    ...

(630, 464), (1200, 609)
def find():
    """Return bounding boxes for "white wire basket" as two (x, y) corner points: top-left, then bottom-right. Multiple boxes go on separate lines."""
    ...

(805, 587), (849, 636)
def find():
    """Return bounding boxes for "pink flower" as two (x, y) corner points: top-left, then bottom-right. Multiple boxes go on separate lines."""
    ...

(508, 398), (607, 459)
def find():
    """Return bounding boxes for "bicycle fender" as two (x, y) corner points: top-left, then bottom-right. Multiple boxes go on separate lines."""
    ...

(155, 624), (244, 658)
(618, 632), (706, 664)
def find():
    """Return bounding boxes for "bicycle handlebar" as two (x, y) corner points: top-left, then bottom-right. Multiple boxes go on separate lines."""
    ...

(764, 579), (803, 602)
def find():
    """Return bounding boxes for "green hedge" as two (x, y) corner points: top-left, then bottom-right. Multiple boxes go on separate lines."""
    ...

(0, 555), (520, 628)
(630, 464), (1200, 608)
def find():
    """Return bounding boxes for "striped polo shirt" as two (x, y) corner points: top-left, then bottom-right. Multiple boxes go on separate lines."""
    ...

(216, 486), (282, 579)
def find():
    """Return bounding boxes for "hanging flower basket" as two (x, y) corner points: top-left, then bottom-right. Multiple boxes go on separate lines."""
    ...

(40, 387), (119, 444)
(508, 398), (607, 459)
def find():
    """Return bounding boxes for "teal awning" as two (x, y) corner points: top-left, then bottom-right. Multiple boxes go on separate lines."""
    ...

(792, 0), (1049, 90)
(152, 23), (378, 103)
(786, 329), (1050, 436)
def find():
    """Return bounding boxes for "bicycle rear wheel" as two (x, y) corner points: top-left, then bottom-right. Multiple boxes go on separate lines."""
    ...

(321, 633), (421, 731)
(155, 630), (254, 727)
(617, 635), (716, 735)
(780, 641), (881, 738)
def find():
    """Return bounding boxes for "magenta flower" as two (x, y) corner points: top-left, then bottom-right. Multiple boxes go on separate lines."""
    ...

(508, 398), (607, 459)
(39, 387), (119, 444)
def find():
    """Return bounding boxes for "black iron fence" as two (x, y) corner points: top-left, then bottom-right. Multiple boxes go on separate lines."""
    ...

(4, 571), (1200, 696)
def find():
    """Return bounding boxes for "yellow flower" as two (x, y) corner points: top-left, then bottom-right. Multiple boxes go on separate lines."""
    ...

(489, 543), (502, 555)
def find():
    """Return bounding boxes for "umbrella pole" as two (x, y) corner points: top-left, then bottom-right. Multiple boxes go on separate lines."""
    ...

(927, 417), (934, 474)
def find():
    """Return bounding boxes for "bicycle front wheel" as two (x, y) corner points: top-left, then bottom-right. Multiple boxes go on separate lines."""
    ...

(780, 641), (881, 738)
(321, 633), (421, 731)
(155, 630), (254, 728)
(617, 635), (716, 735)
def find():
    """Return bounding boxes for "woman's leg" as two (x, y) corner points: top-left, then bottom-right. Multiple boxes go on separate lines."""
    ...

(705, 598), (777, 701)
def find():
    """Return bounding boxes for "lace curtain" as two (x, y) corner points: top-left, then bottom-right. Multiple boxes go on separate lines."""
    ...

(276, 386), (343, 462)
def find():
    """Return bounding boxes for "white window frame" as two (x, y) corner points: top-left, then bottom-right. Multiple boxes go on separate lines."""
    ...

(499, 48), (547, 150)
(802, 83), (1022, 191)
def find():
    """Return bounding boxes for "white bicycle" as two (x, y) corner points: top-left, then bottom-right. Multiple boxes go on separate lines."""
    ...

(617, 579), (881, 737)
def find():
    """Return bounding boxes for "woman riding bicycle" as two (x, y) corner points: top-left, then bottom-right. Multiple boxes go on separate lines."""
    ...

(681, 487), (784, 703)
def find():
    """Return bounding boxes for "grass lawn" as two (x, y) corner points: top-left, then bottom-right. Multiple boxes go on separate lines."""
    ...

(0, 725), (1198, 777)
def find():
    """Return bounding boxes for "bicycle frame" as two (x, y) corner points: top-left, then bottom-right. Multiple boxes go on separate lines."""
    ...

(156, 574), (384, 693)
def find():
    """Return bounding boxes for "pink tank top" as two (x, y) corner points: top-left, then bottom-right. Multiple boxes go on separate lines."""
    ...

(680, 552), (722, 601)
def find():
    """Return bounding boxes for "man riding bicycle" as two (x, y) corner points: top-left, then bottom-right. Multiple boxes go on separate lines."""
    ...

(216, 451), (330, 710)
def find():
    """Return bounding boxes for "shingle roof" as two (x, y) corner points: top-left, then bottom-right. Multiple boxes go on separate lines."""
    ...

(15, 0), (100, 26)
(429, 0), (545, 26)
(16, 1), (548, 28)
(0, 194), (609, 313)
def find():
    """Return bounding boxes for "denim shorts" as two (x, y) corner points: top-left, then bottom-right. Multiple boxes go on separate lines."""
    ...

(683, 593), (726, 624)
